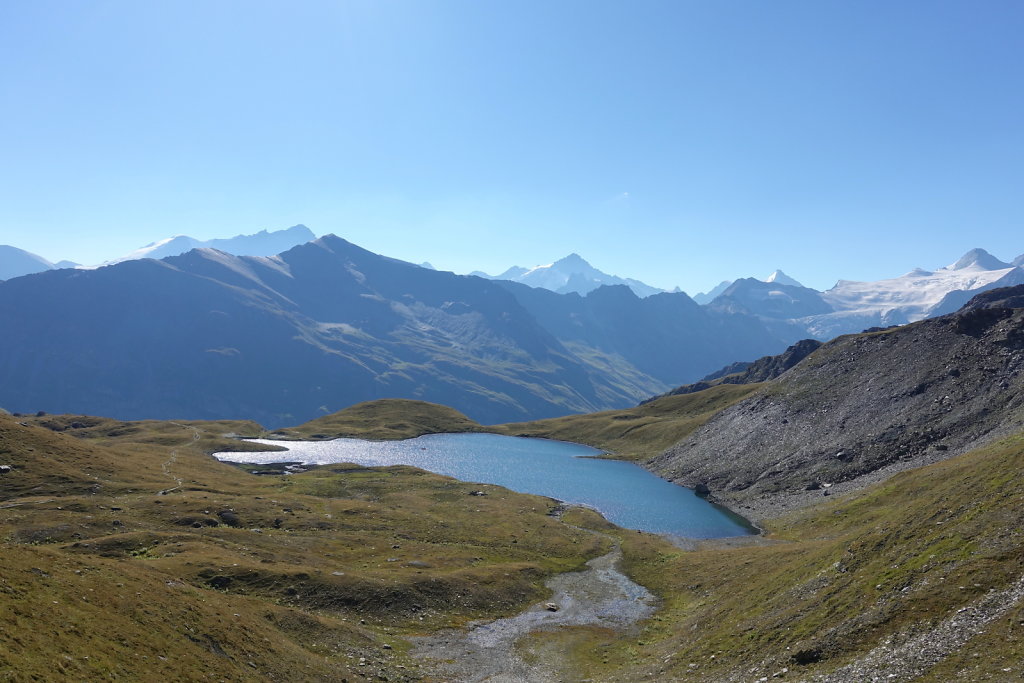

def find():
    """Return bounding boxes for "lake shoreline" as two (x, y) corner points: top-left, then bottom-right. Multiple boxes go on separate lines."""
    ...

(215, 432), (756, 539)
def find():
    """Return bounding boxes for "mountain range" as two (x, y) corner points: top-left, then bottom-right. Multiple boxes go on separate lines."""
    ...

(699, 248), (1024, 340)
(106, 224), (316, 265)
(0, 235), (794, 426)
(471, 253), (668, 298)
(651, 281), (1024, 519)
(4, 265), (1024, 680)
(0, 224), (315, 280)
(8, 224), (1021, 347)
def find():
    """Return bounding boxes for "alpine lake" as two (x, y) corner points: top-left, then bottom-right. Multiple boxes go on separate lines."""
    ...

(215, 432), (755, 539)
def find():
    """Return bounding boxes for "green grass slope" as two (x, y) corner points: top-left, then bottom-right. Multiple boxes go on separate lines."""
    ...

(0, 413), (607, 681)
(561, 430), (1024, 680)
(272, 399), (487, 440)
(495, 384), (762, 461)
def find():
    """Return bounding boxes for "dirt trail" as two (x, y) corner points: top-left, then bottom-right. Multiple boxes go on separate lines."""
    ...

(411, 539), (655, 682)
(159, 422), (200, 494)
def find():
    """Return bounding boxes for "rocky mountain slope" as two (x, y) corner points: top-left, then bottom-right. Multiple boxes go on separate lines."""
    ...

(650, 284), (1024, 520)
(0, 235), (794, 427)
(648, 338), (824, 400)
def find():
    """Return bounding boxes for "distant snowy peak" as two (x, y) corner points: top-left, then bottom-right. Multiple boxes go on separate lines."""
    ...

(764, 269), (803, 288)
(119, 235), (201, 263)
(0, 245), (54, 280)
(820, 248), (1021, 326)
(944, 248), (1011, 271)
(495, 266), (529, 280)
(103, 225), (317, 266)
(903, 267), (934, 277)
(692, 280), (734, 305)
(476, 254), (664, 298)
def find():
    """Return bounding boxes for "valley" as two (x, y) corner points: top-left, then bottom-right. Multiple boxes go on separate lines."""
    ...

(7, 5), (1023, 680)
(3, 285), (1024, 680)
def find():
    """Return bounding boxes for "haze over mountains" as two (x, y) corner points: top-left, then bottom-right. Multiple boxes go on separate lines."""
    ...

(470, 253), (668, 298)
(2, 224), (1023, 428)
(0, 245), (61, 280)
(107, 224), (316, 265)
(695, 247), (1024, 340)
(0, 225), (315, 278)
(0, 235), (793, 426)
(6, 220), (1021, 346)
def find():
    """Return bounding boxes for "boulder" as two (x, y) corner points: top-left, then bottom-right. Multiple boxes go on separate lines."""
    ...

(217, 510), (241, 527)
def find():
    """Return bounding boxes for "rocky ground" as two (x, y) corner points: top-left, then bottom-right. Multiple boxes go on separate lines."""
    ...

(808, 572), (1024, 682)
(411, 536), (655, 682)
(650, 305), (1024, 521)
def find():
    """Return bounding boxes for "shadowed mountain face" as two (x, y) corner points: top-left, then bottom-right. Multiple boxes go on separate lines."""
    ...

(708, 278), (832, 319)
(0, 236), (794, 427)
(496, 281), (797, 386)
(647, 338), (825, 401)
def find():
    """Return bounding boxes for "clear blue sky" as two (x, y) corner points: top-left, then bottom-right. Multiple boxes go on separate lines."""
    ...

(1, 0), (1022, 294)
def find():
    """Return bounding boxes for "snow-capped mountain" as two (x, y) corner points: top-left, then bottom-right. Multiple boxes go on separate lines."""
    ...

(693, 270), (802, 304)
(473, 253), (665, 298)
(821, 249), (1015, 321)
(692, 280), (733, 305)
(720, 246), (1024, 339)
(0, 245), (54, 281)
(101, 224), (316, 266)
(764, 269), (803, 288)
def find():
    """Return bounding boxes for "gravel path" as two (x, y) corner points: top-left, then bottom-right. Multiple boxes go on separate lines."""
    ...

(411, 540), (656, 682)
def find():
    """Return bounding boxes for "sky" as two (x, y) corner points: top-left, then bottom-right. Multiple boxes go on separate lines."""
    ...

(1, 1), (1022, 295)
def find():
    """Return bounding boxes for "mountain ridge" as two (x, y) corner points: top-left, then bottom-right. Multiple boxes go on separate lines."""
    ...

(0, 244), (55, 281)
(0, 235), (795, 426)
(474, 253), (666, 298)
(104, 224), (317, 265)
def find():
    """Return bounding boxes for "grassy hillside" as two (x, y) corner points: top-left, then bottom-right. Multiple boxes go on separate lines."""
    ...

(0, 413), (607, 681)
(554, 430), (1024, 680)
(272, 399), (487, 440)
(9, 376), (1024, 680)
(495, 384), (762, 461)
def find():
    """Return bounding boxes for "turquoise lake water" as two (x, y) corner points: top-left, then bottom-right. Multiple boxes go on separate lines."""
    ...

(215, 432), (754, 539)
